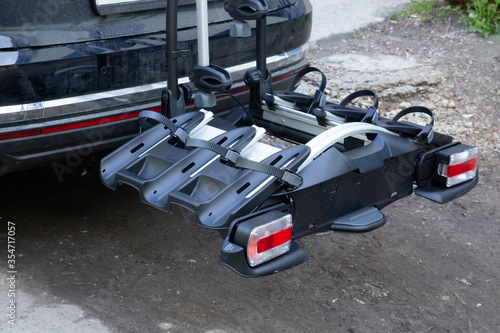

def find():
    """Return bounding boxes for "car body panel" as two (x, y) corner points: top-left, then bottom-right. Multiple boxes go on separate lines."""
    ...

(0, 0), (312, 176)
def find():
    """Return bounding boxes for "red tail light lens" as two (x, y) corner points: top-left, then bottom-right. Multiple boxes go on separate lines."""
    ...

(446, 158), (478, 178)
(257, 227), (292, 254)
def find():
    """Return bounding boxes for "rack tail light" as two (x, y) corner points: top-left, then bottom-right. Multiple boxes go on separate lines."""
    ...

(247, 214), (293, 267)
(435, 144), (479, 187)
(220, 207), (308, 277)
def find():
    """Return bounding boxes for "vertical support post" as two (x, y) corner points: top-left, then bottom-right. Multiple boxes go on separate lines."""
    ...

(256, 16), (267, 80)
(250, 12), (272, 116)
(163, 0), (186, 118)
(167, 0), (179, 100)
(196, 0), (210, 67)
(223, 0), (270, 115)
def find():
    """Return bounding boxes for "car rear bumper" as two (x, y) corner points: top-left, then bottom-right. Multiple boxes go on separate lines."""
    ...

(0, 45), (309, 177)
(0, 43), (309, 126)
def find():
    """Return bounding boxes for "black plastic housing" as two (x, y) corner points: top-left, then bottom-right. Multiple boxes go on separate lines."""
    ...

(280, 133), (421, 237)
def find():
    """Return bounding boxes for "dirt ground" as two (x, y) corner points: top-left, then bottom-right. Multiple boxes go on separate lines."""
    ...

(1, 15), (500, 333)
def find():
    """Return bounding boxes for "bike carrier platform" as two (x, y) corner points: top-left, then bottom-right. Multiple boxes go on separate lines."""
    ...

(99, 0), (478, 277)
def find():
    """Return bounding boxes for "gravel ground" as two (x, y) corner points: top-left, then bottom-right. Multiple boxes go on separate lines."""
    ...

(296, 15), (500, 163)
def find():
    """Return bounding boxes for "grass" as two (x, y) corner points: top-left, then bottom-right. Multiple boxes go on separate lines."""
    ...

(401, 0), (448, 21)
(463, 0), (500, 37)
(401, 0), (500, 38)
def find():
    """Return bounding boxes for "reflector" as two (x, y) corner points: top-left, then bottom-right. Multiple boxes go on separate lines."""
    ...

(0, 112), (142, 141)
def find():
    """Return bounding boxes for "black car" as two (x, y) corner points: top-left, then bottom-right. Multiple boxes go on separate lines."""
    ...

(0, 0), (312, 178)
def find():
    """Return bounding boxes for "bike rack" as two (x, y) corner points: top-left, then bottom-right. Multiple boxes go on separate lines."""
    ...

(99, 0), (477, 277)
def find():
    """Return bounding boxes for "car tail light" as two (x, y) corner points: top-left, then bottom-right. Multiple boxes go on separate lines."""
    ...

(435, 145), (479, 187)
(247, 214), (293, 267)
